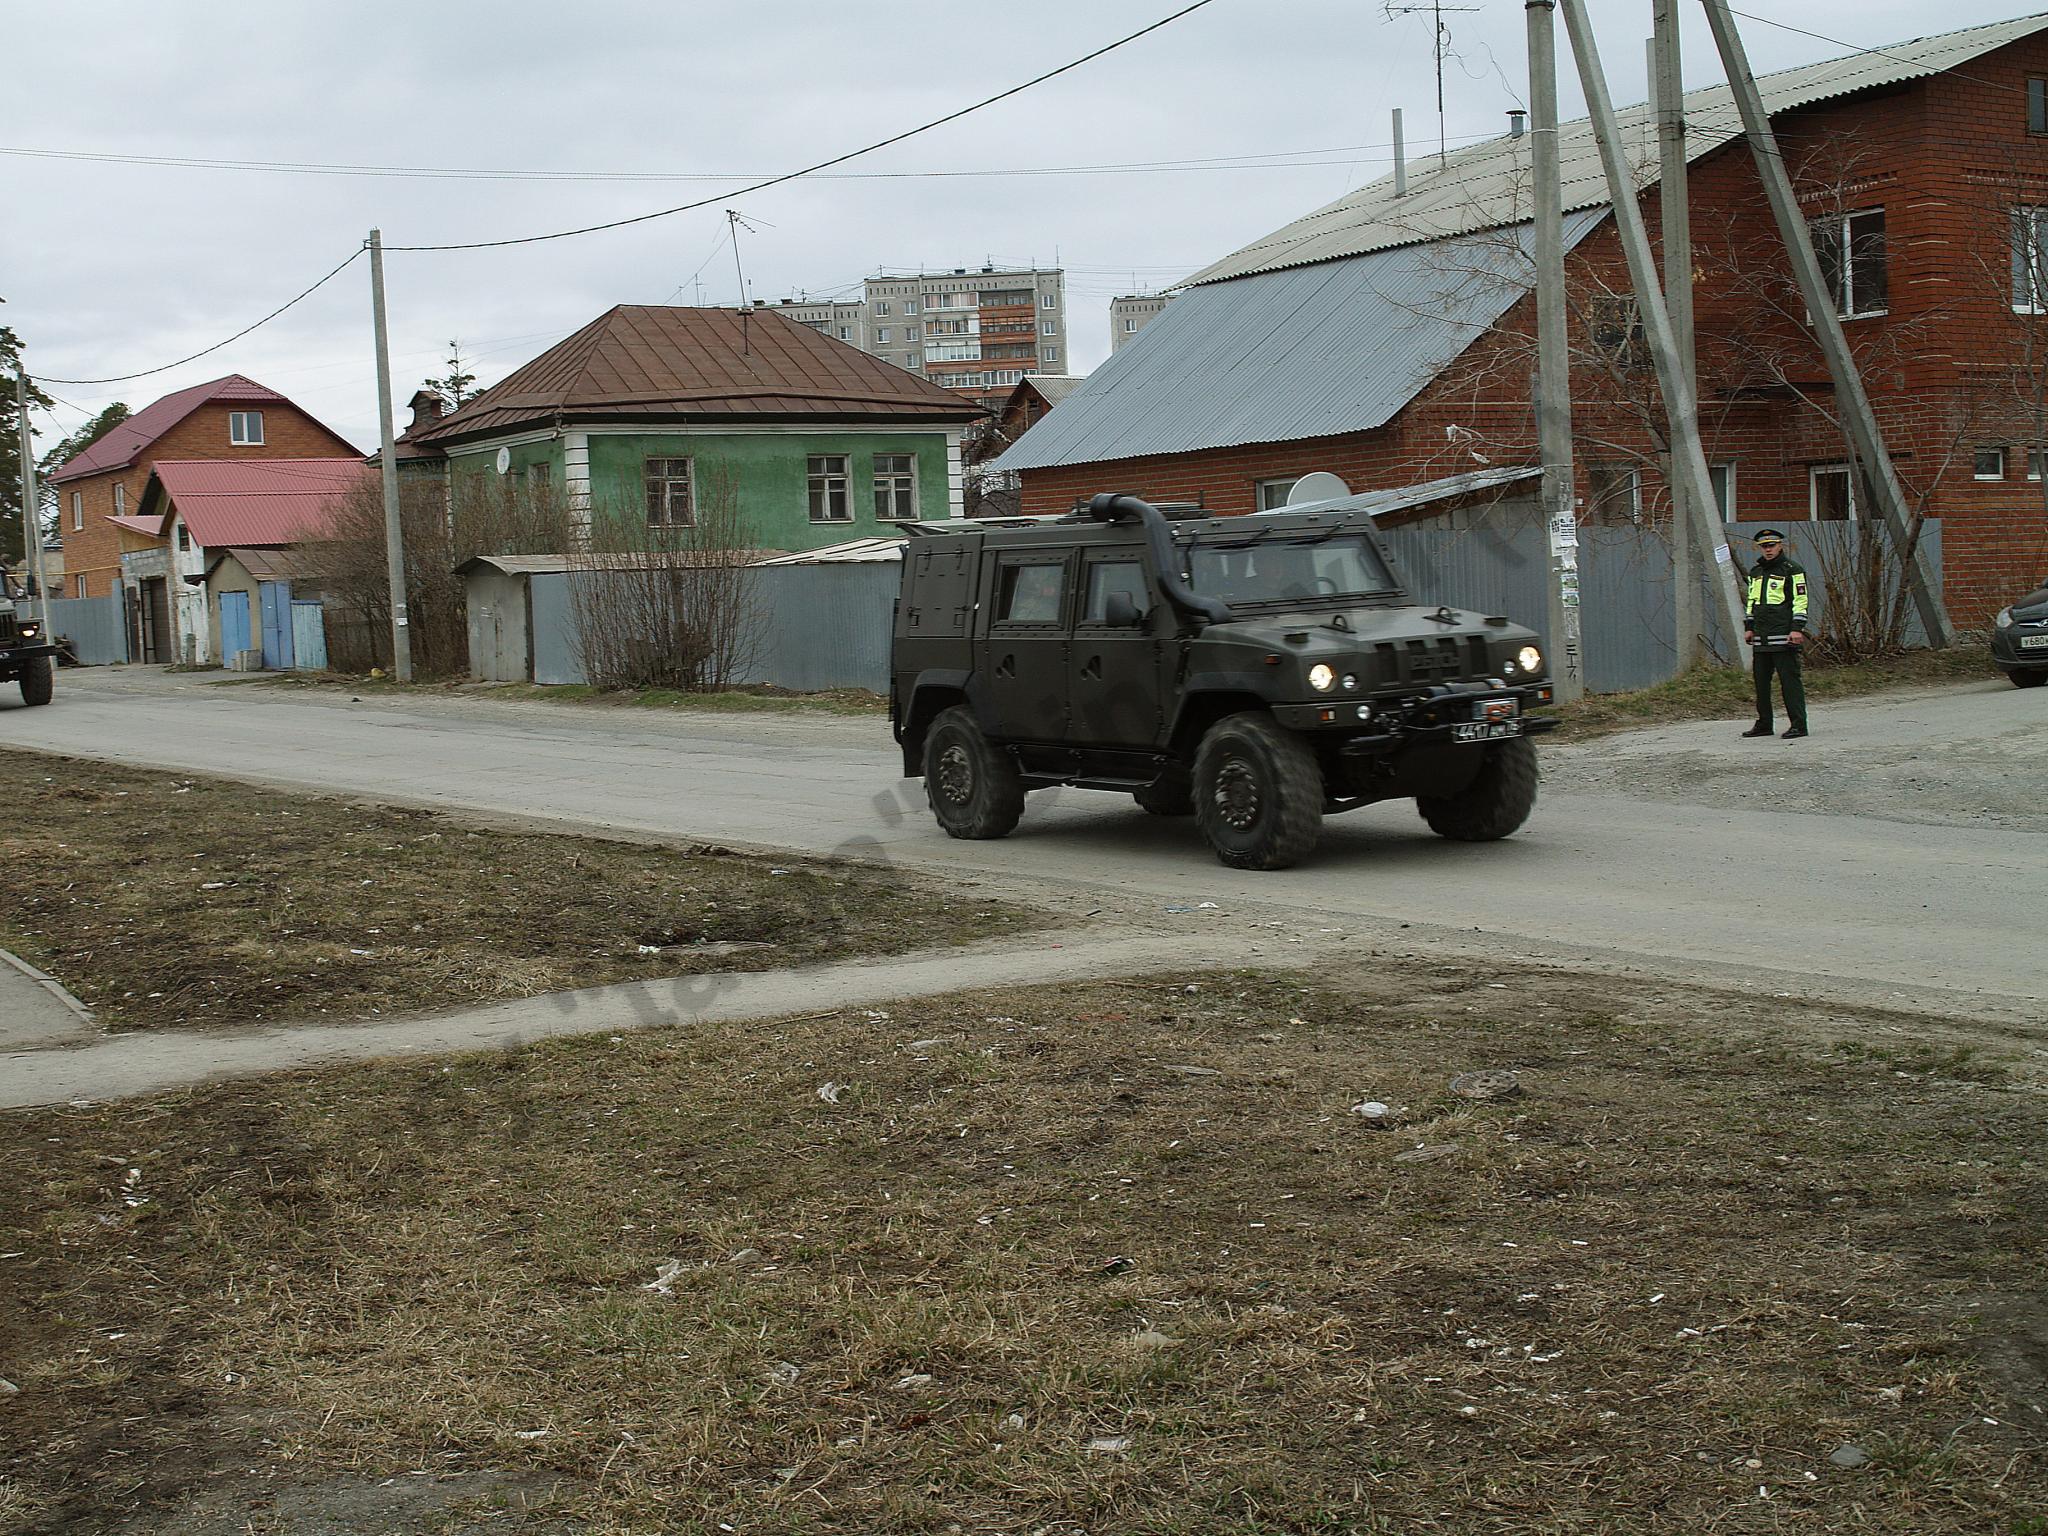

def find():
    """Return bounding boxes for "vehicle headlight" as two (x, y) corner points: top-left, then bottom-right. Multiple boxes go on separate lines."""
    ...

(18, 623), (38, 638)
(1996, 607), (2014, 630)
(1308, 663), (1336, 692)
(1516, 645), (1544, 674)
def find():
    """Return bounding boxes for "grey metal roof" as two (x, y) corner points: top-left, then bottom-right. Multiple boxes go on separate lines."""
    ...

(753, 537), (904, 564)
(1258, 466), (1542, 519)
(992, 212), (1601, 473)
(1190, 12), (2048, 285)
(1021, 374), (1087, 406)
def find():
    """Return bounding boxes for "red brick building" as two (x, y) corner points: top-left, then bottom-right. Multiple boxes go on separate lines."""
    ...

(997, 14), (2048, 626)
(46, 376), (358, 602)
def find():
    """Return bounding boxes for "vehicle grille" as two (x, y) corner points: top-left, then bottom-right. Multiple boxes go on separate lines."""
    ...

(1375, 637), (1476, 685)
(0, 612), (18, 645)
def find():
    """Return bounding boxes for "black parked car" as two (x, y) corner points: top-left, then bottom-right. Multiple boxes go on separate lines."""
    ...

(1991, 578), (2048, 688)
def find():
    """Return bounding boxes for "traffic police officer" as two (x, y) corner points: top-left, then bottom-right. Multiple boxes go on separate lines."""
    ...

(1742, 528), (1811, 739)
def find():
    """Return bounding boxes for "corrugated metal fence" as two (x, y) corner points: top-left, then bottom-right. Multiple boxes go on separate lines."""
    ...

(13, 596), (131, 666)
(511, 521), (1943, 696)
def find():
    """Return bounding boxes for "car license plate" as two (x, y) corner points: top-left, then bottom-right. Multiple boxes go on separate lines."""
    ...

(2021, 634), (2048, 650)
(1453, 720), (1523, 742)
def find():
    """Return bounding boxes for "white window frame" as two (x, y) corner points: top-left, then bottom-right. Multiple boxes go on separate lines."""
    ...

(643, 456), (695, 528)
(113, 482), (126, 514)
(1809, 463), (1859, 522)
(71, 491), (82, 530)
(1589, 463), (1642, 525)
(2029, 448), (2044, 481)
(1973, 446), (2008, 481)
(1123, 317), (1138, 332)
(1708, 463), (1737, 520)
(74, 574), (87, 599)
(877, 327), (891, 344)
(874, 301), (891, 317)
(1041, 347), (1059, 365)
(229, 410), (265, 445)
(1255, 477), (1300, 511)
(1040, 292), (1056, 308)
(873, 452), (919, 521)
(1813, 208), (1888, 320)
(2016, 206), (2048, 313)
(807, 454), (851, 523)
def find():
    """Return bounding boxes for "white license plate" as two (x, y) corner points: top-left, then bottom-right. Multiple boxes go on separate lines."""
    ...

(1454, 720), (1523, 743)
(2021, 634), (2048, 650)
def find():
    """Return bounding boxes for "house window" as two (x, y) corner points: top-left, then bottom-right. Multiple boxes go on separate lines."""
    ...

(875, 301), (891, 317)
(113, 482), (126, 515)
(177, 525), (192, 552)
(1040, 293), (1056, 308)
(2013, 206), (2048, 311)
(904, 300), (918, 314)
(1811, 463), (1856, 521)
(229, 410), (265, 445)
(877, 328), (891, 344)
(1813, 209), (1887, 319)
(1588, 462), (1641, 525)
(71, 491), (82, 530)
(1974, 446), (2007, 480)
(643, 458), (694, 527)
(838, 326), (851, 340)
(1255, 477), (1300, 510)
(2031, 78), (2048, 134)
(1040, 319), (1056, 336)
(873, 453), (918, 520)
(75, 574), (88, 598)
(1124, 317), (1138, 332)
(1041, 347), (1059, 365)
(2029, 449), (2044, 481)
(808, 455), (851, 522)
(1589, 294), (1647, 367)
(1709, 463), (1736, 520)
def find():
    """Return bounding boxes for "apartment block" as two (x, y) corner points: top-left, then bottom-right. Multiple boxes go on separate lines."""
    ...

(1110, 293), (1172, 352)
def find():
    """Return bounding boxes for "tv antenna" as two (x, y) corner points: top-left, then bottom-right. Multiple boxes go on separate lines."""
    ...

(726, 208), (761, 354)
(1383, 1), (1479, 170)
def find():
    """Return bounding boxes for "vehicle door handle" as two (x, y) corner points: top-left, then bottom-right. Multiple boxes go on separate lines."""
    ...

(995, 654), (1015, 678)
(1080, 655), (1102, 680)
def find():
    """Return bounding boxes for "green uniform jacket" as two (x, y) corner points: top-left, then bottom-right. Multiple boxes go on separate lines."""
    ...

(1745, 555), (1810, 649)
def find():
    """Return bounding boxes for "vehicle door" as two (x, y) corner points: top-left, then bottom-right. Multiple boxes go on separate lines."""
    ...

(978, 549), (1074, 741)
(1069, 547), (1170, 748)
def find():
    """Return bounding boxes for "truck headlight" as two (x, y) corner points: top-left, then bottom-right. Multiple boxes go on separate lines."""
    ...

(18, 623), (39, 638)
(1516, 645), (1543, 674)
(1996, 607), (2014, 630)
(1308, 663), (1336, 692)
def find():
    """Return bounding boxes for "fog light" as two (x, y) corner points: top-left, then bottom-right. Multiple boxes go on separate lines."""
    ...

(1308, 663), (1336, 692)
(1356, 703), (1372, 721)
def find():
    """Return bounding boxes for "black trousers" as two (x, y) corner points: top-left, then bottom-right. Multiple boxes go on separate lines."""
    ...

(1752, 646), (1807, 730)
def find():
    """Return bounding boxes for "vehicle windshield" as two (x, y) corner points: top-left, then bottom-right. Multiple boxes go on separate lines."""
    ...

(1185, 534), (1399, 605)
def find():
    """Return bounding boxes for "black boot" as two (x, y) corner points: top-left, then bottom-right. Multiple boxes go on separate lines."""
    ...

(1741, 723), (1773, 738)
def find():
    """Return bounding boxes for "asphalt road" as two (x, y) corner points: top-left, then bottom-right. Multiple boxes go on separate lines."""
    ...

(4, 668), (2043, 1023)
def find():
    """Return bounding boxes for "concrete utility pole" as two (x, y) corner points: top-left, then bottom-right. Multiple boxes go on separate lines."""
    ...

(1697, 0), (1951, 647)
(13, 367), (52, 630)
(367, 228), (413, 682)
(1526, 0), (1585, 702)
(1558, 0), (1749, 652)
(1652, 0), (1704, 670)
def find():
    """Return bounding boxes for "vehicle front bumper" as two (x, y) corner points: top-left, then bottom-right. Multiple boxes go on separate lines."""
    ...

(1272, 681), (1556, 746)
(1991, 625), (2048, 670)
(0, 642), (59, 672)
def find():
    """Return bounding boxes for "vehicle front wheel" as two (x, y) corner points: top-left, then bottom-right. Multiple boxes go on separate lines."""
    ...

(2008, 668), (2047, 689)
(922, 706), (1025, 840)
(19, 656), (53, 707)
(1193, 713), (1324, 870)
(1417, 736), (1538, 841)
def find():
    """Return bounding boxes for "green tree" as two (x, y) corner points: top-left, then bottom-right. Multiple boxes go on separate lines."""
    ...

(36, 401), (132, 519)
(0, 323), (57, 581)
(425, 339), (477, 406)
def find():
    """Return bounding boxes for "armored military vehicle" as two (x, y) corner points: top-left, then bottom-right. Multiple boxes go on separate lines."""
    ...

(890, 492), (1555, 870)
(0, 573), (56, 707)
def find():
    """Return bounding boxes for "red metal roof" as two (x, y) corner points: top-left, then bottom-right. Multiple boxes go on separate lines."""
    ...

(106, 512), (169, 538)
(146, 458), (370, 548)
(413, 305), (981, 447)
(46, 374), (360, 483)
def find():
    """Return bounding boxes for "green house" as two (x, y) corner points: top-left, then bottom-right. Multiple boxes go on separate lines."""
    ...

(407, 304), (983, 550)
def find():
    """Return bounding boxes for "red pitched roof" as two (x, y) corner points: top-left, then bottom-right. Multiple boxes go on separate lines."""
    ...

(106, 513), (169, 538)
(46, 374), (359, 483)
(413, 305), (981, 446)
(146, 459), (370, 548)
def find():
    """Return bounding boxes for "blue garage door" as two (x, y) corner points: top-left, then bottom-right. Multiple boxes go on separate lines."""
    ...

(258, 581), (295, 670)
(219, 590), (252, 660)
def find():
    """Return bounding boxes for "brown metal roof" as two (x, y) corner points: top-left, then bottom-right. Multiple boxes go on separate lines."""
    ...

(414, 305), (980, 447)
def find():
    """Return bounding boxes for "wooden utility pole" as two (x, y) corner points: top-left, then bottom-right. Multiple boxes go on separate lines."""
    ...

(1526, 0), (1585, 701)
(1558, 0), (1749, 651)
(1652, 1), (1705, 670)
(367, 228), (413, 681)
(1697, 0), (1951, 647)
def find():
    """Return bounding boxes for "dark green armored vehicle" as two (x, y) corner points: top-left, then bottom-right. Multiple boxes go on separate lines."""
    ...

(0, 572), (57, 708)
(891, 492), (1555, 870)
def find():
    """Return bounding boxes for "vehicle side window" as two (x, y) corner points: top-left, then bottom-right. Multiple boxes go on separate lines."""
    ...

(1081, 559), (1149, 623)
(995, 560), (1066, 625)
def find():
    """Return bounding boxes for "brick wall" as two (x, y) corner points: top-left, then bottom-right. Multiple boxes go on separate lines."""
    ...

(52, 403), (358, 599)
(1021, 38), (2048, 628)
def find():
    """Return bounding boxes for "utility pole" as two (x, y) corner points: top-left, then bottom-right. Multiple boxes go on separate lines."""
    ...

(1558, 0), (1749, 653)
(1697, 0), (1951, 647)
(367, 228), (413, 682)
(1652, 1), (1703, 670)
(13, 368), (52, 631)
(1526, 0), (1584, 702)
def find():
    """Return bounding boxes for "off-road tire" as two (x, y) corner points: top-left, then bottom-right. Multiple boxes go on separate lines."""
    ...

(19, 656), (53, 707)
(2008, 668), (2047, 689)
(922, 706), (1025, 840)
(1193, 713), (1324, 870)
(1133, 771), (1194, 817)
(1417, 736), (1538, 841)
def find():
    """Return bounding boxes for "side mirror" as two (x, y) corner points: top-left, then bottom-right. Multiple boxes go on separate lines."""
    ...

(1103, 591), (1146, 628)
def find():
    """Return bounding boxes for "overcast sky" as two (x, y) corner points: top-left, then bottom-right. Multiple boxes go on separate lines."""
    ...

(4, 0), (2034, 454)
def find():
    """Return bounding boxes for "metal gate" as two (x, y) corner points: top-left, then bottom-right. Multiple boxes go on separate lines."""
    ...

(219, 590), (252, 660)
(258, 581), (295, 669)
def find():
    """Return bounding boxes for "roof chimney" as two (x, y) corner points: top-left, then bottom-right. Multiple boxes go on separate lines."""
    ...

(1508, 109), (1527, 139)
(406, 389), (447, 432)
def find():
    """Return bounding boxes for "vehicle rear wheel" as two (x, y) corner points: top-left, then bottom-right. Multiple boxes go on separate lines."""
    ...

(1417, 736), (1538, 841)
(1193, 713), (1324, 870)
(1133, 770), (1194, 817)
(19, 656), (53, 707)
(2009, 668), (2047, 689)
(922, 705), (1024, 840)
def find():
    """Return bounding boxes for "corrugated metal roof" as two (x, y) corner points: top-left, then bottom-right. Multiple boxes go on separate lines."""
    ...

(455, 550), (793, 577)
(1021, 374), (1086, 406)
(414, 305), (981, 447)
(105, 513), (167, 537)
(48, 375), (293, 482)
(1190, 12), (2048, 285)
(993, 212), (1601, 473)
(1258, 466), (1542, 518)
(753, 537), (904, 565)
(148, 458), (369, 548)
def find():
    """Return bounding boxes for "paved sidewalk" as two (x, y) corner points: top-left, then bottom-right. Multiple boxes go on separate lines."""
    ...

(0, 949), (96, 1052)
(0, 926), (1275, 1110)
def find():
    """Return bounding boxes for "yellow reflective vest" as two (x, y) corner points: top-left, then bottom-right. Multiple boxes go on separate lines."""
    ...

(1745, 556), (1810, 641)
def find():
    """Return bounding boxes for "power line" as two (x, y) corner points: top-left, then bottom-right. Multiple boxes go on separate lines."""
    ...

(1724, 7), (2035, 103)
(31, 246), (366, 386)
(386, 0), (1223, 252)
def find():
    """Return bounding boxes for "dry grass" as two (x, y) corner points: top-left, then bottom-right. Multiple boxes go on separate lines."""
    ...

(250, 673), (892, 716)
(0, 750), (1025, 1032)
(2, 959), (2042, 1533)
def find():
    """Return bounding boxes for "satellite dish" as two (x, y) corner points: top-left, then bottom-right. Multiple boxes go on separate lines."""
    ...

(495, 447), (512, 474)
(1286, 471), (1351, 505)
